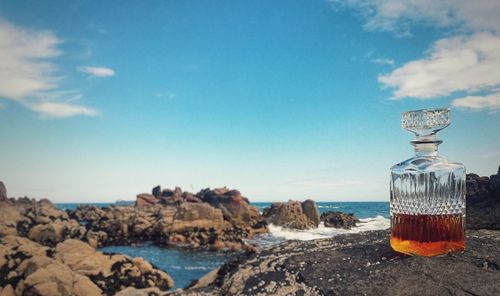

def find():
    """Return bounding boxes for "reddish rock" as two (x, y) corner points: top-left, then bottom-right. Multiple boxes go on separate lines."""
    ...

(135, 194), (158, 207)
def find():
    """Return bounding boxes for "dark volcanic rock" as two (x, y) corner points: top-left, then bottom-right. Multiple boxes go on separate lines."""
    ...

(262, 200), (320, 230)
(178, 229), (500, 295)
(320, 211), (359, 229)
(0, 181), (6, 201)
(466, 166), (500, 230)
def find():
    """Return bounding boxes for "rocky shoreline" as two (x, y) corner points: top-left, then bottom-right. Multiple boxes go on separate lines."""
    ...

(177, 229), (500, 295)
(1, 165), (499, 295)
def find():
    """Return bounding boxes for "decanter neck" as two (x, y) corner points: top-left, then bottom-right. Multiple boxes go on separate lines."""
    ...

(411, 134), (441, 157)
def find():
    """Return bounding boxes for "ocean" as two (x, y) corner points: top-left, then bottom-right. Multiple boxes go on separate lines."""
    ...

(56, 202), (390, 289)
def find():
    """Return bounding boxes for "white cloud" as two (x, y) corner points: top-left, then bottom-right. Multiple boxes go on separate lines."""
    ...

(371, 58), (394, 65)
(452, 92), (500, 111)
(330, 0), (500, 36)
(78, 66), (115, 77)
(26, 101), (98, 118)
(0, 19), (98, 118)
(378, 32), (500, 99)
(330, 1), (500, 111)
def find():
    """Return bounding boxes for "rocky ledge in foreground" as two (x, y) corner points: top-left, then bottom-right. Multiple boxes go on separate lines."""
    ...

(178, 229), (500, 296)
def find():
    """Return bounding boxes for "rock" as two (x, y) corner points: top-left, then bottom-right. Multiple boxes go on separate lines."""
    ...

(72, 186), (267, 249)
(466, 166), (500, 230)
(161, 188), (174, 197)
(301, 199), (320, 227)
(168, 203), (224, 231)
(0, 197), (80, 242)
(114, 287), (165, 296)
(320, 211), (359, 229)
(197, 187), (267, 234)
(180, 229), (500, 295)
(173, 187), (183, 198)
(28, 220), (85, 246)
(135, 193), (158, 207)
(0, 182), (6, 201)
(0, 284), (15, 296)
(262, 200), (319, 230)
(0, 235), (101, 296)
(15, 256), (102, 296)
(152, 186), (162, 198)
(54, 239), (174, 293)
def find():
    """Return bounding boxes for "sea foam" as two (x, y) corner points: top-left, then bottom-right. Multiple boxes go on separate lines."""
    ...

(251, 215), (390, 245)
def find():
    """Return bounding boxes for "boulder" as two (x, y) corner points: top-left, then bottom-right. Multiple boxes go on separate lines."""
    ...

(0, 233), (175, 295)
(197, 187), (267, 233)
(15, 256), (102, 296)
(169, 203), (224, 231)
(301, 199), (320, 227)
(152, 185), (162, 198)
(135, 194), (158, 207)
(54, 239), (174, 293)
(262, 200), (319, 230)
(0, 182), (6, 201)
(466, 166), (500, 230)
(320, 211), (359, 229)
(180, 229), (500, 295)
(28, 220), (85, 246)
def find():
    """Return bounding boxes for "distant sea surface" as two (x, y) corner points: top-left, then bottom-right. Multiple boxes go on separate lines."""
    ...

(56, 201), (389, 289)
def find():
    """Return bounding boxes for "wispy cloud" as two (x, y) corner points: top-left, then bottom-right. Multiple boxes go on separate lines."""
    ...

(329, 0), (500, 36)
(331, 1), (500, 111)
(452, 92), (500, 111)
(0, 19), (98, 118)
(78, 66), (115, 77)
(371, 58), (394, 65)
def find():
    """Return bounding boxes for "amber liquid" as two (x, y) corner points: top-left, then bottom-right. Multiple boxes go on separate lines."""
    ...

(390, 213), (465, 256)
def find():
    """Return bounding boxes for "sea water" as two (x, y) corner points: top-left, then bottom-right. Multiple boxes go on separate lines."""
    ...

(56, 201), (389, 289)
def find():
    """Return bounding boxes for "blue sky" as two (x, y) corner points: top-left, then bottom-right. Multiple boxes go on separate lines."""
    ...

(0, 0), (499, 202)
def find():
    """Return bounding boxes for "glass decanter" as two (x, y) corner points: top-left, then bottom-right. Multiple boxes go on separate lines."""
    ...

(390, 108), (466, 256)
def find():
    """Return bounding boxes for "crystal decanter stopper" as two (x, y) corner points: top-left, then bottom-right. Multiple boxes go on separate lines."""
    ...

(390, 108), (466, 256)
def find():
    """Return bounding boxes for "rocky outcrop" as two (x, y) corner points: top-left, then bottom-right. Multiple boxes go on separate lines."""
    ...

(0, 235), (174, 295)
(197, 187), (266, 233)
(0, 182), (6, 201)
(69, 186), (267, 250)
(262, 200), (320, 230)
(0, 197), (85, 245)
(466, 167), (500, 230)
(320, 211), (359, 229)
(178, 229), (500, 295)
(54, 239), (173, 294)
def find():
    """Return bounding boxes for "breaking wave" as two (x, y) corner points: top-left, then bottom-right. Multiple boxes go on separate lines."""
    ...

(250, 216), (390, 246)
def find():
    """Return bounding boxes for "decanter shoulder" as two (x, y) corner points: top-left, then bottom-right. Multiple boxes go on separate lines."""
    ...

(391, 156), (466, 175)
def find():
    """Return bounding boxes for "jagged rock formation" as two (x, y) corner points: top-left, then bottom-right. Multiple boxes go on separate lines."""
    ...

(0, 185), (175, 295)
(262, 200), (320, 230)
(466, 166), (500, 230)
(176, 229), (500, 296)
(320, 211), (359, 229)
(70, 186), (267, 250)
(0, 235), (173, 296)
(0, 197), (86, 245)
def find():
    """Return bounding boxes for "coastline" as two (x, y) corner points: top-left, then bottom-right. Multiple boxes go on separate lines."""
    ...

(1, 166), (499, 295)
